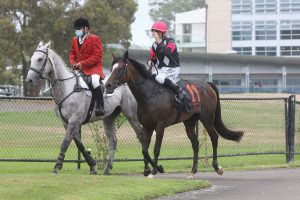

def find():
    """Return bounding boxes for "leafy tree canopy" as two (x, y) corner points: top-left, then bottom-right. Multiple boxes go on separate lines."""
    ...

(0, 0), (137, 96)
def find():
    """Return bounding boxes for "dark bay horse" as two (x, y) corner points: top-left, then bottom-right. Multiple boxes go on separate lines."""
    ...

(105, 51), (244, 177)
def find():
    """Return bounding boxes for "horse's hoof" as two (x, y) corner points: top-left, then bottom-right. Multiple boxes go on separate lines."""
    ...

(103, 170), (110, 176)
(51, 169), (59, 175)
(157, 165), (165, 173)
(217, 166), (223, 175)
(187, 173), (194, 179)
(144, 169), (151, 177)
(147, 173), (154, 178)
(90, 169), (98, 175)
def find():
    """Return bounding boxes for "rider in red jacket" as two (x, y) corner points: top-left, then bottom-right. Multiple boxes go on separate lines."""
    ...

(70, 17), (105, 116)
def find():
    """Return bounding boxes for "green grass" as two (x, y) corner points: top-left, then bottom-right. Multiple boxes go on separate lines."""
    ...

(1, 98), (300, 199)
(0, 162), (210, 200)
(1, 155), (300, 200)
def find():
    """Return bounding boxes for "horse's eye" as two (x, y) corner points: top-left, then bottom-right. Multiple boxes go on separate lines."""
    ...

(38, 58), (43, 62)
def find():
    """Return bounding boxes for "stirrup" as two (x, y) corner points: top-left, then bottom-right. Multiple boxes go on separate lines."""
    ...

(175, 91), (187, 103)
(95, 107), (105, 116)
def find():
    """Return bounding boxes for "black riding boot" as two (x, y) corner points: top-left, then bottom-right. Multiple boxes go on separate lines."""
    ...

(163, 79), (187, 102)
(93, 85), (105, 116)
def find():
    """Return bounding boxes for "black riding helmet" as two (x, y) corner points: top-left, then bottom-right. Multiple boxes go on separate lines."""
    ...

(74, 17), (90, 29)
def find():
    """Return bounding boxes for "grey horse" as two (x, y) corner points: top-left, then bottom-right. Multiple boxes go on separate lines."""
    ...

(26, 41), (142, 175)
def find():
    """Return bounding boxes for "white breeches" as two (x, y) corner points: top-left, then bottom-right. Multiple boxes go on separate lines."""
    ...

(91, 74), (101, 89)
(151, 66), (180, 84)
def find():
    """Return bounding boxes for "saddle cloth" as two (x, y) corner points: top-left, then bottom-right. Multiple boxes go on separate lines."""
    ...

(175, 79), (206, 113)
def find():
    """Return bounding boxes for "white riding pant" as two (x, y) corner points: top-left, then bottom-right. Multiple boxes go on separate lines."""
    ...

(151, 66), (180, 84)
(91, 74), (101, 89)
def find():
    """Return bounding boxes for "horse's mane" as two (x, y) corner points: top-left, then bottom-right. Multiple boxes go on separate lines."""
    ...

(128, 58), (152, 79)
(48, 48), (73, 73)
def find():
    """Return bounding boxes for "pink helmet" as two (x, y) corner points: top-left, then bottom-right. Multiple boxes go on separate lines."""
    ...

(151, 21), (167, 34)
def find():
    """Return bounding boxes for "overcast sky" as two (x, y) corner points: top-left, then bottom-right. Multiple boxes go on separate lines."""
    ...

(130, 0), (153, 48)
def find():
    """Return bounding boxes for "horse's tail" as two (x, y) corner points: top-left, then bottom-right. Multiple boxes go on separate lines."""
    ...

(208, 82), (244, 142)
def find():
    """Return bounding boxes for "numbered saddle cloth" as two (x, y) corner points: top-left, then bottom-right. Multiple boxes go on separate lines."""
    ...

(176, 79), (206, 113)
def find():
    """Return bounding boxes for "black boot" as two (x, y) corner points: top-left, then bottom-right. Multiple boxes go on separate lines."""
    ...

(163, 79), (187, 103)
(93, 85), (105, 116)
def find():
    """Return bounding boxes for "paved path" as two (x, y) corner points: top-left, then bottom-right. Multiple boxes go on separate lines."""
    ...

(154, 168), (300, 200)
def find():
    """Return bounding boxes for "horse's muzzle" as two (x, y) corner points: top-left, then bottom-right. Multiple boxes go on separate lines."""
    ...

(105, 83), (115, 94)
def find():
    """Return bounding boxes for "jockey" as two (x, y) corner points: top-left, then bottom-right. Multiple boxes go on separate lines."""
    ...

(70, 17), (105, 116)
(147, 21), (186, 102)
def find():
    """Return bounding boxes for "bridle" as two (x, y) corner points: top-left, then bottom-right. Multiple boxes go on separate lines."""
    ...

(28, 49), (53, 80)
(111, 59), (128, 88)
(28, 48), (80, 106)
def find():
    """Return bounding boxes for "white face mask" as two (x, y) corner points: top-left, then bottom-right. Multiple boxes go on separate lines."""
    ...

(75, 30), (84, 37)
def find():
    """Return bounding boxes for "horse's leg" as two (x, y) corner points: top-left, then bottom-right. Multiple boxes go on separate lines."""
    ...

(152, 127), (165, 175)
(102, 108), (120, 175)
(183, 116), (199, 174)
(202, 120), (223, 175)
(141, 127), (154, 176)
(122, 108), (143, 144)
(52, 122), (79, 174)
(73, 131), (97, 175)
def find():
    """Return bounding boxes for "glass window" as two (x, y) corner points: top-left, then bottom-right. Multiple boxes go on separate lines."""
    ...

(255, 46), (277, 56)
(280, 20), (300, 40)
(280, 0), (300, 13)
(255, 20), (277, 40)
(233, 47), (252, 55)
(280, 46), (300, 56)
(232, 0), (252, 14)
(232, 21), (252, 41)
(256, 0), (277, 14)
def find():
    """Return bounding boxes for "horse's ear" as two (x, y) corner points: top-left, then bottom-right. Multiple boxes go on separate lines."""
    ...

(111, 52), (116, 59)
(45, 41), (51, 49)
(124, 50), (128, 59)
(37, 41), (44, 49)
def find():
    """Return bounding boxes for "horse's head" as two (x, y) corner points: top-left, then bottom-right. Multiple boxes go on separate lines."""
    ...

(105, 51), (129, 93)
(26, 41), (52, 86)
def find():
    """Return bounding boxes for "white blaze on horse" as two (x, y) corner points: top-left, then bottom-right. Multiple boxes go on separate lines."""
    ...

(26, 41), (142, 175)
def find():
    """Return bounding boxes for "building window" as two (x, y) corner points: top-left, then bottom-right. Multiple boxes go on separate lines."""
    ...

(255, 46), (277, 56)
(182, 24), (192, 43)
(233, 47), (252, 55)
(280, 20), (300, 39)
(213, 79), (242, 93)
(255, 20), (277, 40)
(280, 46), (300, 56)
(280, 0), (300, 13)
(232, 21), (252, 41)
(255, 0), (277, 14)
(232, 0), (252, 14)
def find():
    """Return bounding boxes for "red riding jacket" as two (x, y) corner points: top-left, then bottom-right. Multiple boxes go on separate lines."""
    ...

(69, 33), (105, 79)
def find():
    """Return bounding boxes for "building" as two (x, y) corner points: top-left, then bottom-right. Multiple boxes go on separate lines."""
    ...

(174, 8), (206, 53)
(232, 0), (300, 56)
(175, 0), (300, 57)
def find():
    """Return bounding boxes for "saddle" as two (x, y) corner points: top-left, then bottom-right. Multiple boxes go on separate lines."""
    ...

(173, 79), (203, 114)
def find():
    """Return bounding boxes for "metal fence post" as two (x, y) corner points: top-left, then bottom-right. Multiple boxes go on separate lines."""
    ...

(285, 98), (289, 163)
(287, 95), (295, 162)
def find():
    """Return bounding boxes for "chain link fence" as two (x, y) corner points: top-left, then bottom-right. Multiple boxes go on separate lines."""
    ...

(1, 96), (299, 164)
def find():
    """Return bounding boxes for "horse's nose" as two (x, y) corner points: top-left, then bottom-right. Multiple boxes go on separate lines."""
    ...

(105, 83), (113, 94)
(25, 78), (32, 84)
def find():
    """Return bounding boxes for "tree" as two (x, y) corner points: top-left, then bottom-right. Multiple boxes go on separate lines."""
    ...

(0, 0), (137, 96)
(149, 0), (205, 34)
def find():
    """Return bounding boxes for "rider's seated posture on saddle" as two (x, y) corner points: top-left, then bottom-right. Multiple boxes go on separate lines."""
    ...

(69, 17), (105, 116)
(147, 21), (187, 102)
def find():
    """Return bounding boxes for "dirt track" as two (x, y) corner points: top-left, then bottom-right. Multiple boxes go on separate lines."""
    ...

(153, 167), (300, 200)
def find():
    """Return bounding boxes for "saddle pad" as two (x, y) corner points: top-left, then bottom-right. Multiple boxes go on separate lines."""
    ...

(177, 79), (205, 113)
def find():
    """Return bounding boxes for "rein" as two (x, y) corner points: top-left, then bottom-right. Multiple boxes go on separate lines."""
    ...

(29, 49), (86, 106)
